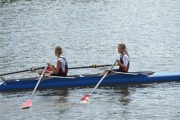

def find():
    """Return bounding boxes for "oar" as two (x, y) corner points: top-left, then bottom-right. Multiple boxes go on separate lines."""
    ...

(81, 62), (117, 102)
(0, 66), (45, 76)
(69, 64), (112, 69)
(0, 64), (112, 76)
(21, 65), (48, 109)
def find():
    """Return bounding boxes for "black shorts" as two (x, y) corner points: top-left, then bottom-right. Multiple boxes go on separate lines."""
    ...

(50, 73), (67, 77)
(111, 69), (127, 73)
(112, 69), (120, 72)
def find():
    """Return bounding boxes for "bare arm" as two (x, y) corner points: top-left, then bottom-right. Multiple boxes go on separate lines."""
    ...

(49, 61), (61, 75)
(116, 59), (126, 68)
(116, 57), (129, 72)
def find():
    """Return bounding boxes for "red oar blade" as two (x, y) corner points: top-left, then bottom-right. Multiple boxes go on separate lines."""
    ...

(21, 99), (32, 109)
(81, 94), (91, 101)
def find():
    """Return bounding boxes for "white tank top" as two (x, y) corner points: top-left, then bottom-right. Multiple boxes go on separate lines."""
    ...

(58, 56), (66, 72)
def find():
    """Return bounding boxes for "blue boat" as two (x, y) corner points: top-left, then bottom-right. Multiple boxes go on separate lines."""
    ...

(0, 72), (180, 91)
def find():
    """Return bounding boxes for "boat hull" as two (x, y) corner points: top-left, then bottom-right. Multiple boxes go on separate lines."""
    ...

(0, 72), (180, 91)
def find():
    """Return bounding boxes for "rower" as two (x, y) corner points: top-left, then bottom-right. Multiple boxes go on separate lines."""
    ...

(47, 46), (68, 77)
(115, 43), (130, 72)
(99, 43), (130, 76)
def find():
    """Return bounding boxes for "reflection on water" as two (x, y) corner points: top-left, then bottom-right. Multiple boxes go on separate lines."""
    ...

(104, 85), (132, 106)
(39, 89), (69, 97)
(0, 83), (180, 120)
(118, 86), (131, 106)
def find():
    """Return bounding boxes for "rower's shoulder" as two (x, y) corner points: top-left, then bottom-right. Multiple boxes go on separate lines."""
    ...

(123, 54), (129, 59)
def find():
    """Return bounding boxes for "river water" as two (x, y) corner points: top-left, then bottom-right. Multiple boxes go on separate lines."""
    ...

(0, 0), (180, 119)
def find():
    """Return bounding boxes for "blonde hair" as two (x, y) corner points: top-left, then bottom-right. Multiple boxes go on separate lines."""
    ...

(55, 46), (63, 55)
(118, 43), (129, 56)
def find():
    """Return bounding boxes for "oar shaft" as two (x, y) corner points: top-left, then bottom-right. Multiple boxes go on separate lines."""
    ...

(89, 62), (116, 95)
(69, 64), (112, 69)
(0, 64), (112, 76)
(0, 67), (45, 76)
(29, 66), (48, 100)
(90, 71), (109, 95)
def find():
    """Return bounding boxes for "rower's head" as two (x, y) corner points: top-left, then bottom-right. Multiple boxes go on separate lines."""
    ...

(55, 46), (63, 57)
(118, 43), (128, 55)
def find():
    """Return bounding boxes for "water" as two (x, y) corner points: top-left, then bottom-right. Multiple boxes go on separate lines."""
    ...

(0, 0), (180, 119)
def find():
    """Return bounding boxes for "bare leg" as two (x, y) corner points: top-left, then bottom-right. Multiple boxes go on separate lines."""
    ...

(99, 70), (108, 76)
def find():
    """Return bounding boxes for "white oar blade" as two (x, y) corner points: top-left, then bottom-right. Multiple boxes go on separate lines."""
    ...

(21, 99), (32, 109)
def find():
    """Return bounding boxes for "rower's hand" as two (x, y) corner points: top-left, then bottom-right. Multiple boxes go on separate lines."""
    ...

(47, 62), (55, 68)
(116, 59), (120, 65)
(47, 62), (51, 67)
